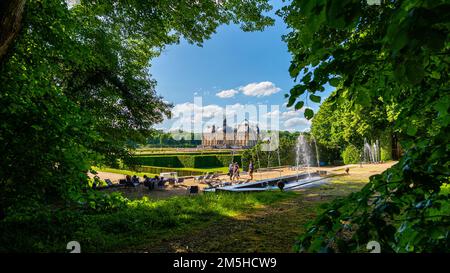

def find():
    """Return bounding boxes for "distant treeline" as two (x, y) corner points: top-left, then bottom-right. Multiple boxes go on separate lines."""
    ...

(145, 130), (202, 147)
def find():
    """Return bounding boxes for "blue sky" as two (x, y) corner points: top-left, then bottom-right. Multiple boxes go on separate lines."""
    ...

(150, 1), (334, 133)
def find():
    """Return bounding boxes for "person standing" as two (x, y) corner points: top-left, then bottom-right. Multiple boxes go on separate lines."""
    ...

(248, 160), (254, 181)
(233, 162), (240, 180)
(228, 163), (234, 181)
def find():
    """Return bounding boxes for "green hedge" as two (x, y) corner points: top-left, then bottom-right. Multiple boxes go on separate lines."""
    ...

(133, 154), (241, 169)
(342, 145), (360, 165)
(134, 151), (236, 157)
(132, 156), (182, 168)
(380, 133), (392, 161)
(217, 155), (241, 167)
(178, 155), (196, 168)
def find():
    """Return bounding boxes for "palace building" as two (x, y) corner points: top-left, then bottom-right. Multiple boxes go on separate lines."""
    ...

(201, 118), (260, 148)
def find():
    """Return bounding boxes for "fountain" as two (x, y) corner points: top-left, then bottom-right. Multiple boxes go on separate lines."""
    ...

(313, 137), (320, 167)
(295, 134), (320, 178)
(204, 133), (327, 193)
(364, 138), (380, 163)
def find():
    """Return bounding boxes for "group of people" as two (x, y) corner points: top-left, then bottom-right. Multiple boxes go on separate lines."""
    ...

(228, 162), (240, 181)
(122, 175), (165, 190)
(143, 175), (164, 190)
(124, 175), (140, 186)
(228, 160), (255, 181)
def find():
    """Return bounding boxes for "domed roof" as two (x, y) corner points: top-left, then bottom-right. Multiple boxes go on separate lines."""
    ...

(236, 120), (259, 134)
(216, 126), (234, 133)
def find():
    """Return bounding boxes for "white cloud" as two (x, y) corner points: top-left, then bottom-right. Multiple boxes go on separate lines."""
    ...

(284, 117), (311, 128)
(264, 109), (280, 119)
(216, 89), (239, 98)
(202, 104), (223, 118)
(281, 110), (302, 119)
(239, 81), (281, 97)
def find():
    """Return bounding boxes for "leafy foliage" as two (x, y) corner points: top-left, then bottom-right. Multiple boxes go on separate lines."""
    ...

(0, 1), (274, 215)
(242, 131), (300, 170)
(0, 191), (295, 252)
(279, 0), (450, 252)
(311, 92), (397, 149)
(341, 145), (360, 165)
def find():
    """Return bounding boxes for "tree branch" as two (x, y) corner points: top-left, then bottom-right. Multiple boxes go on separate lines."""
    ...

(0, 0), (26, 65)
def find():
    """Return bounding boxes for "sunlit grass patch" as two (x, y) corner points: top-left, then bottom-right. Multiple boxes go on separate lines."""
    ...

(0, 190), (297, 252)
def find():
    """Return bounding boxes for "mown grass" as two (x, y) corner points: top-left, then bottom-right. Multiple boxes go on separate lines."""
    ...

(91, 166), (158, 177)
(135, 148), (243, 155)
(0, 191), (296, 253)
(92, 166), (229, 177)
(173, 166), (229, 173)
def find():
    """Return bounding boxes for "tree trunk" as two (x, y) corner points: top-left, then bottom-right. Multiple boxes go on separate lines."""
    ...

(0, 0), (26, 64)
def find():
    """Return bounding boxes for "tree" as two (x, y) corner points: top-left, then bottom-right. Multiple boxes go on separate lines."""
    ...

(311, 90), (398, 161)
(279, 0), (449, 252)
(0, 0), (274, 213)
(242, 131), (299, 170)
(0, 0), (25, 63)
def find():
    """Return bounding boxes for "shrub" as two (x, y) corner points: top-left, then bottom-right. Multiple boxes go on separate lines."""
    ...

(216, 155), (241, 167)
(177, 155), (196, 168)
(192, 155), (221, 168)
(380, 134), (392, 161)
(132, 156), (182, 167)
(341, 145), (360, 164)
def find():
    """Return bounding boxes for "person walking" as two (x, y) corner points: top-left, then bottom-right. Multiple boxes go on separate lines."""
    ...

(233, 162), (240, 181)
(248, 160), (254, 181)
(228, 162), (234, 181)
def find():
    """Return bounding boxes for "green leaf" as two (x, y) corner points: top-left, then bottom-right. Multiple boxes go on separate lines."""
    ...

(291, 84), (307, 97)
(31, 125), (43, 131)
(329, 78), (341, 87)
(295, 101), (304, 110)
(430, 71), (440, 80)
(406, 125), (417, 136)
(304, 108), (314, 119)
(287, 96), (296, 107)
(405, 60), (424, 84)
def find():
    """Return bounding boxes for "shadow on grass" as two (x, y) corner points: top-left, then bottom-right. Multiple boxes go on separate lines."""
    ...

(0, 191), (297, 253)
(1, 178), (365, 253)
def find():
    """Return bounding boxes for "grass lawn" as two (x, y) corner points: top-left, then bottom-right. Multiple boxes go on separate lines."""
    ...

(2, 164), (399, 253)
(0, 190), (297, 252)
(91, 166), (158, 177)
(81, 191), (299, 252)
(127, 178), (370, 253)
(173, 166), (229, 174)
(135, 147), (243, 155)
(92, 166), (229, 177)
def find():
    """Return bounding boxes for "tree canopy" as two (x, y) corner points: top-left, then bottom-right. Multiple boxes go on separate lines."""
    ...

(0, 0), (274, 213)
(310, 90), (396, 149)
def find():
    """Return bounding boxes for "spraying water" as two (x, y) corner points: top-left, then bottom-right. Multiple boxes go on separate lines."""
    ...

(313, 137), (320, 167)
(364, 138), (380, 163)
(295, 134), (313, 178)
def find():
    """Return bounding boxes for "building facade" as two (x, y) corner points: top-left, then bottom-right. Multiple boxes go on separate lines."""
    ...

(201, 119), (260, 148)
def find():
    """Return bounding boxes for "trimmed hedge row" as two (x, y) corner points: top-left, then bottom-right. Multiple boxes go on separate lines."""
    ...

(134, 151), (236, 157)
(133, 155), (242, 169)
(137, 166), (204, 176)
(132, 156), (183, 168)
